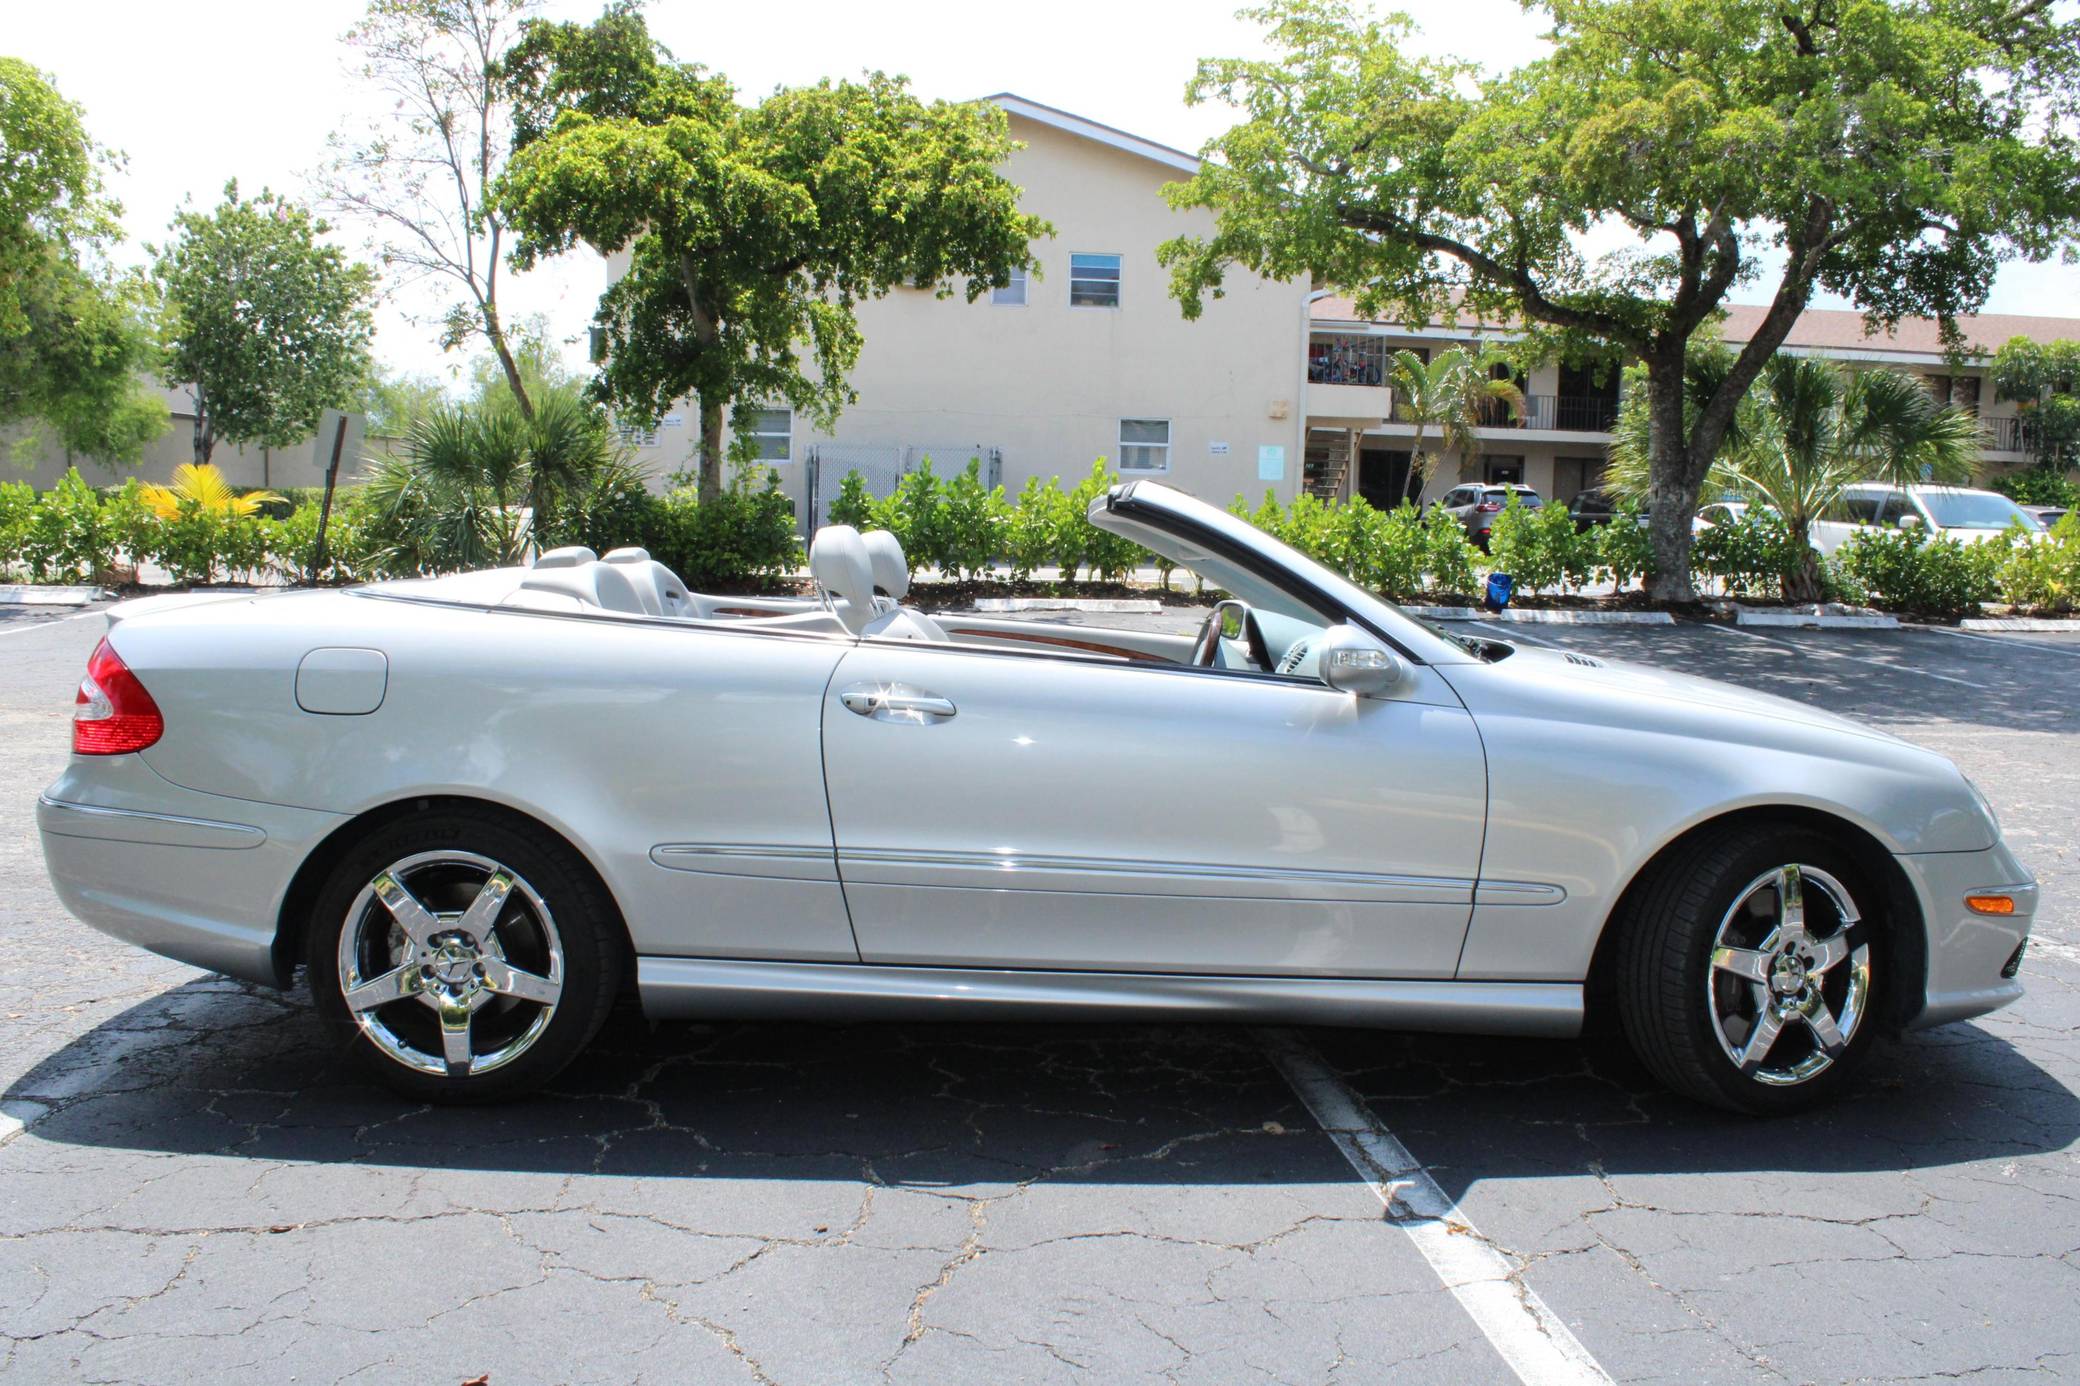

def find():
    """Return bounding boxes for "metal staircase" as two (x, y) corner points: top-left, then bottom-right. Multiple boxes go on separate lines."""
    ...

(1303, 428), (1352, 501)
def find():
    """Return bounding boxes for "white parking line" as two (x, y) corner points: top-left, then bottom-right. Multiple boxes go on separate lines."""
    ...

(1703, 622), (1980, 687)
(1469, 620), (1563, 648)
(1256, 1028), (1612, 1386)
(0, 609), (102, 637)
(1914, 626), (2080, 659)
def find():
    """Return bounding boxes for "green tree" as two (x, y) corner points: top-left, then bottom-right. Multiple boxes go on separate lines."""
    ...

(1990, 337), (2080, 472)
(0, 59), (166, 466)
(495, 5), (1050, 500)
(153, 183), (378, 464)
(1384, 347), (1524, 495)
(1161, 0), (2080, 601)
(322, 0), (543, 414)
(1608, 352), (1981, 599)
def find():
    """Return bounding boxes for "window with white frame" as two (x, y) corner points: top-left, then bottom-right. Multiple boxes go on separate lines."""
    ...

(741, 406), (791, 462)
(1069, 253), (1122, 308)
(991, 266), (1027, 306)
(1118, 418), (1170, 471)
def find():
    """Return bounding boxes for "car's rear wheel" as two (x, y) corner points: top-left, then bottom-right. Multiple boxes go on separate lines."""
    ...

(1615, 823), (1883, 1114)
(306, 807), (621, 1102)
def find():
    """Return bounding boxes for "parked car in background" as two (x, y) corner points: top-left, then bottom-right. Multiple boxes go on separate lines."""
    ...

(1566, 489), (1647, 532)
(1433, 483), (1543, 549)
(2021, 504), (2068, 532)
(1810, 484), (2042, 556)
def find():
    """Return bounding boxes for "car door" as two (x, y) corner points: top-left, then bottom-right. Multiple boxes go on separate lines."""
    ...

(819, 639), (1489, 979)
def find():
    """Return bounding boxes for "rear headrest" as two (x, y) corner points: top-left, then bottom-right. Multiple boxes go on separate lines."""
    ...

(516, 560), (647, 615)
(808, 525), (876, 633)
(602, 547), (651, 564)
(534, 545), (598, 569)
(862, 530), (908, 602)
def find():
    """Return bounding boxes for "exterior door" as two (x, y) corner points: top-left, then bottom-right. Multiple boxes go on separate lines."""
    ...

(820, 641), (1489, 979)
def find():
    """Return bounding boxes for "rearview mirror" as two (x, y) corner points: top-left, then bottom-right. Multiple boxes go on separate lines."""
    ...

(1316, 625), (1404, 697)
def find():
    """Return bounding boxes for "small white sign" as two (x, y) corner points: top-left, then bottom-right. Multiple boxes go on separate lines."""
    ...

(311, 409), (366, 476)
(660, 413), (685, 429)
(1208, 440), (1230, 456)
(1257, 444), (1286, 482)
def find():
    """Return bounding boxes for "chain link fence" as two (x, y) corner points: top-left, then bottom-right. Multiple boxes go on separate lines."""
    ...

(804, 442), (1002, 535)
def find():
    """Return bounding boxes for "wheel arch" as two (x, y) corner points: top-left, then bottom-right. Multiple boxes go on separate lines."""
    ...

(272, 794), (635, 988)
(1583, 805), (1928, 1034)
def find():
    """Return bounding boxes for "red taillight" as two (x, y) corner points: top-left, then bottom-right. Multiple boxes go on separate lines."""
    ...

(1476, 500), (1502, 513)
(73, 637), (163, 755)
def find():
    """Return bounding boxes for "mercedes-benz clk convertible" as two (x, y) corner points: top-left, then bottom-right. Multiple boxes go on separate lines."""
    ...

(38, 482), (2035, 1112)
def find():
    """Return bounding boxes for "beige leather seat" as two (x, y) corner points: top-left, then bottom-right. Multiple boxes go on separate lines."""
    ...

(533, 545), (598, 570)
(808, 525), (878, 634)
(603, 546), (694, 618)
(856, 529), (949, 641)
(511, 560), (648, 615)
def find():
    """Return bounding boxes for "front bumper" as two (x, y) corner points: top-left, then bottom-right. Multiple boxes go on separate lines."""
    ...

(1896, 839), (2038, 1030)
(37, 756), (346, 987)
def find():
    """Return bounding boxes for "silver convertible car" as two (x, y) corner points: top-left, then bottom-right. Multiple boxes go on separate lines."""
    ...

(39, 482), (2035, 1113)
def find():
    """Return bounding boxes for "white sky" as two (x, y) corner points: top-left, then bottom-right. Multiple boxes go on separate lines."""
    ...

(13, 0), (2078, 386)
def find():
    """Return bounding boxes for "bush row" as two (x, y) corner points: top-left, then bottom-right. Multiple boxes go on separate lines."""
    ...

(827, 458), (1148, 582)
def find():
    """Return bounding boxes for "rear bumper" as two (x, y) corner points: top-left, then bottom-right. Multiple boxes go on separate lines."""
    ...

(37, 757), (345, 987)
(1896, 840), (2037, 1030)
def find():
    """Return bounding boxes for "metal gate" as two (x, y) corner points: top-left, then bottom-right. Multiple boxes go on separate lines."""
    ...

(804, 442), (1002, 535)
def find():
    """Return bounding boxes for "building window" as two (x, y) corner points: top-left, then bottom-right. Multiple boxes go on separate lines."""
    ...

(614, 421), (659, 448)
(1119, 418), (1170, 471)
(1070, 253), (1122, 308)
(991, 267), (1027, 306)
(741, 406), (791, 462)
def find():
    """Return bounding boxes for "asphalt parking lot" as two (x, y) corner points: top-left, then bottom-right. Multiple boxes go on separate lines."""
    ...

(3, 602), (2077, 1385)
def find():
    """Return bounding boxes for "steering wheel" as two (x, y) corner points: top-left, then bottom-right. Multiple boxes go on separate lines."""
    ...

(1191, 599), (1273, 671)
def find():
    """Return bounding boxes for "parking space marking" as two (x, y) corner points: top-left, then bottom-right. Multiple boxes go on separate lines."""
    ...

(1256, 1027), (1612, 1386)
(1702, 621), (1981, 686)
(1914, 626), (2080, 660)
(0, 608), (102, 637)
(1469, 620), (1562, 648)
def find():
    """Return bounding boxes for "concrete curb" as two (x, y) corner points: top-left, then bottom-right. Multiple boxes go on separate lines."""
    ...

(1733, 605), (1899, 629)
(970, 597), (1165, 614)
(1959, 616), (2080, 632)
(0, 584), (105, 607)
(1401, 605), (1676, 625)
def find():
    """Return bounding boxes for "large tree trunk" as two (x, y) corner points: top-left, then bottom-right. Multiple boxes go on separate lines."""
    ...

(696, 393), (725, 503)
(1782, 524), (1825, 603)
(191, 395), (215, 465)
(1643, 353), (1701, 604)
(482, 299), (533, 420)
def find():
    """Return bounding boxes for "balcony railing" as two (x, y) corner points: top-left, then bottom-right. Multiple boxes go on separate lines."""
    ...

(1983, 416), (2041, 453)
(1308, 335), (1389, 386)
(1474, 395), (1621, 433)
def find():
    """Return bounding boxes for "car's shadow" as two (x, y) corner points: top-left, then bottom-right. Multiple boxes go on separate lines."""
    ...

(7, 975), (2075, 1202)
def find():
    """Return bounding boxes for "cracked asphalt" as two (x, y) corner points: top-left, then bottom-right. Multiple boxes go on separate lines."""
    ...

(3, 603), (2077, 1385)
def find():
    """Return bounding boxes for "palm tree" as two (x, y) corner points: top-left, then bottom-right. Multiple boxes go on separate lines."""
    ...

(139, 463), (281, 520)
(1609, 355), (1982, 600)
(1385, 348), (1526, 501)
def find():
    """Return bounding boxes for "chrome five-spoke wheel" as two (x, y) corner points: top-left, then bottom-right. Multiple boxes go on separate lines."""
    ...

(337, 850), (565, 1079)
(1706, 863), (1871, 1087)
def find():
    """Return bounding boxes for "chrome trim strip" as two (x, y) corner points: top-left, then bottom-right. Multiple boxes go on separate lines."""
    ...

(36, 794), (266, 849)
(636, 957), (1582, 1037)
(1472, 880), (1568, 906)
(836, 846), (1477, 898)
(650, 843), (838, 879)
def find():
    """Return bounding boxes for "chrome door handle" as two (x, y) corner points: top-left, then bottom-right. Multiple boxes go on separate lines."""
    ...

(838, 682), (957, 723)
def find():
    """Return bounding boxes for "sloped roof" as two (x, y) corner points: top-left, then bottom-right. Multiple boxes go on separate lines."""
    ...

(983, 93), (1201, 175)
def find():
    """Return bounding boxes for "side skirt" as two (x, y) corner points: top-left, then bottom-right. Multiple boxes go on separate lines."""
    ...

(635, 957), (1582, 1037)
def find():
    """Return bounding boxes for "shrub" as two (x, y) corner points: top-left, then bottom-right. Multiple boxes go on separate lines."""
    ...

(1487, 495), (1591, 595)
(1836, 526), (2006, 618)
(1998, 512), (2080, 613)
(1988, 470), (2080, 509)
(1067, 460), (1144, 581)
(1004, 474), (1072, 583)
(21, 468), (118, 583)
(0, 481), (38, 578)
(1360, 501), (1429, 601)
(1593, 507), (1656, 593)
(937, 458), (1008, 580)
(827, 470), (875, 530)
(1689, 508), (1807, 597)
(1421, 502), (1479, 597)
(640, 473), (801, 591)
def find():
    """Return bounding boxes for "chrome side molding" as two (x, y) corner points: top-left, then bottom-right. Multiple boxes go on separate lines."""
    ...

(636, 957), (1583, 1037)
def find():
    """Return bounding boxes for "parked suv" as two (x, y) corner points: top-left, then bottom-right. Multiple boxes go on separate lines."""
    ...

(1809, 484), (2041, 555)
(1567, 488), (1648, 532)
(1433, 483), (1543, 549)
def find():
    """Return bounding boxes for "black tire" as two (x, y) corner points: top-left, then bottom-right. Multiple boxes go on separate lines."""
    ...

(1614, 822), (1886, 1115)
(306, 805), (623, 1103)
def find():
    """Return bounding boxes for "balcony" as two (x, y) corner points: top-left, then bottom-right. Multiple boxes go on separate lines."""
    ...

(1476, 395), (1620, 433)
(1983, 416), (2039, 454)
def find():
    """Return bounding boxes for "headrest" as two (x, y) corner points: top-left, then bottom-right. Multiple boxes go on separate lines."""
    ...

(517, 560), (647, 615)
(808, 525), (876, 633)
(534, 545), (598, 569)
(862, 530), (908, 602)
(602, 547), (652, 564)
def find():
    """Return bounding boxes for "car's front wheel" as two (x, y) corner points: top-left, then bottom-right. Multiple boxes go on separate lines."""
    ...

(1615, 823), (1884, 1114)
(307, 806), (622, 1102)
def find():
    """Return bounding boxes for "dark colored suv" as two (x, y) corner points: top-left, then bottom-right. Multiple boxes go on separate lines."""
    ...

(1433, 483), (1543, 549)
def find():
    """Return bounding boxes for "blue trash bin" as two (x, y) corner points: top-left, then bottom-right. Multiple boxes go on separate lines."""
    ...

(1484, 571), (1515, 612)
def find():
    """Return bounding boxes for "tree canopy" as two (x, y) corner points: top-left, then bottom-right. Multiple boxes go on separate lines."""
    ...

(1990, 336), (2080, 470)
(153, 183), (378, 463)
(494, 4), (1051, 498)
(1163, 0), (2080, 600)
(0, 58), (166, 467)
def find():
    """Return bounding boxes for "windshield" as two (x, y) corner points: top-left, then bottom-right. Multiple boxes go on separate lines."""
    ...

(1919, 491), (2032, 530)
(1484, 489), (1542, 507)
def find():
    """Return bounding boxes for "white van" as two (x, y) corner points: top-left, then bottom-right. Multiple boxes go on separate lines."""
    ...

(1810, 484), (2041, 555)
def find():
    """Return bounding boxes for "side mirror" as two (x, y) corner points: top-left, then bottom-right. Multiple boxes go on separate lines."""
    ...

(1897, 513), (1923, 530)
(1316, 625), (1405, 697)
